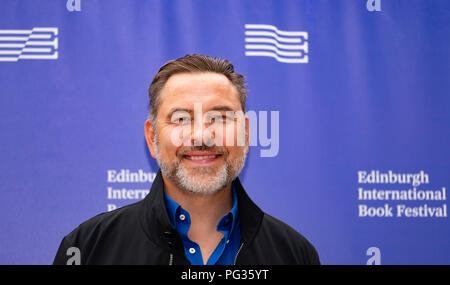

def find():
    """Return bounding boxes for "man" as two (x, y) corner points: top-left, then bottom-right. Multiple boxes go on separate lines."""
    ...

(53, 54), (320, 265)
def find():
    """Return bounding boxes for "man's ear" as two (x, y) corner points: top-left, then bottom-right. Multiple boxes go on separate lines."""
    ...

(144, 120), (157, 159)
(245, 116), (250, 155)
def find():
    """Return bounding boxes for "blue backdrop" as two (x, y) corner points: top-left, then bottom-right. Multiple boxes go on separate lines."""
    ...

(0, 0), (449, 265)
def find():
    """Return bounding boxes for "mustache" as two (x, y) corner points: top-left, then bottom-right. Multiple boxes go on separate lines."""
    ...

(177, 145), (228, 156)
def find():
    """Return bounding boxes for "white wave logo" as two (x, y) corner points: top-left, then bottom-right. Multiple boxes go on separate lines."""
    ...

(245, 24), (308, 64)
(0, 27), (58, 62)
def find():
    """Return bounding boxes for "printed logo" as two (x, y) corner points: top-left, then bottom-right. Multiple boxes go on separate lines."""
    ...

(0, 27), (58, 62)
(244, 24), (308, 64)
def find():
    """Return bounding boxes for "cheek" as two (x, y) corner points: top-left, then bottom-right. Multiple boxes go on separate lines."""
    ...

(224, 145), (245, 161)
(165, 124), (196, 147)
(224, 122), (246, 147)
(158, 127), (181, 155)
(212, 122), (240, 147)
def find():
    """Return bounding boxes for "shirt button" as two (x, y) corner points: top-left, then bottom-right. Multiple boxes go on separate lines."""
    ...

(189, 248), (196, 254)
(226, 240), (230, 244)
(179, 214), (186, 221)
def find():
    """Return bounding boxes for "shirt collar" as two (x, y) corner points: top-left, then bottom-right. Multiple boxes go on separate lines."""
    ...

(164, 191), (180, 227)
(163, 185), (239, 234)
(217, 186), (239, 234)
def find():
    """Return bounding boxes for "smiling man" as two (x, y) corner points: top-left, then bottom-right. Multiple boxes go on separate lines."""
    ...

(53, 54), (320, 265)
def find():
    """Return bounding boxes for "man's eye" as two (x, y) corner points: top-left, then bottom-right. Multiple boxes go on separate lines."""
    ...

(173, 117), (191, 124)
(211, 115), (231, 123)
(212, 115), (223, 122)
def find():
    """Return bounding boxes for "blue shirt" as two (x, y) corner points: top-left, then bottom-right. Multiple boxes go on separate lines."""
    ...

(163, 186), (241, 265)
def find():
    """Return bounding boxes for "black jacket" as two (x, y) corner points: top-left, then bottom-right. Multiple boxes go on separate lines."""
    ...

(53, 171), (320, 265)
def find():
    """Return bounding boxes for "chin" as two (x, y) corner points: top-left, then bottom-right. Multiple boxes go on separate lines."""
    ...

(176, 165), (229, 195)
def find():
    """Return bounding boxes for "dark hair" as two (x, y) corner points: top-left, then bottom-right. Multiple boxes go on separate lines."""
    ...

(148, 54), (247, 127)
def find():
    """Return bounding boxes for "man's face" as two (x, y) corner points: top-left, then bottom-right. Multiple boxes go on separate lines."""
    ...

(145, 72), (249, 195)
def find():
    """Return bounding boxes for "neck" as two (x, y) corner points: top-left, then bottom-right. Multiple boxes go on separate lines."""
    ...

(162, 174), (233, 229)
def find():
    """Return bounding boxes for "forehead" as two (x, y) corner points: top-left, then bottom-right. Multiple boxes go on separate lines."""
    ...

(158, 72), (241, 111)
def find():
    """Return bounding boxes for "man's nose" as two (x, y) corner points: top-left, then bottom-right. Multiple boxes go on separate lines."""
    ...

(189, 117), (215, 147)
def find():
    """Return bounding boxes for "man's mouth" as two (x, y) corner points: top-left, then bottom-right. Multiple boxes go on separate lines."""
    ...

(182, 151), (223, 165)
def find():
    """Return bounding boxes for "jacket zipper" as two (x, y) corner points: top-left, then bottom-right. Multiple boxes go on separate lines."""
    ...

(233, 242), (244, 265)
(168, 253), (174, 265)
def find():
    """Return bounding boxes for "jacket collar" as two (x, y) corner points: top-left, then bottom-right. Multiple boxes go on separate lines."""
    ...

(139, 170), (264, 255)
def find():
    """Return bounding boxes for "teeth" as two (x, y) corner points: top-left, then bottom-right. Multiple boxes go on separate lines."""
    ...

(187, 155), (217, 160)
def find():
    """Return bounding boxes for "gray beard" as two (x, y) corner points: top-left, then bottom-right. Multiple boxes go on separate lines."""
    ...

(153, 139), (247, 195)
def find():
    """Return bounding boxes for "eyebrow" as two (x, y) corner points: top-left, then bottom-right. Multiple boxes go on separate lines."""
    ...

(209, 105), (235, 112)
(167, 108), (192, 120)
